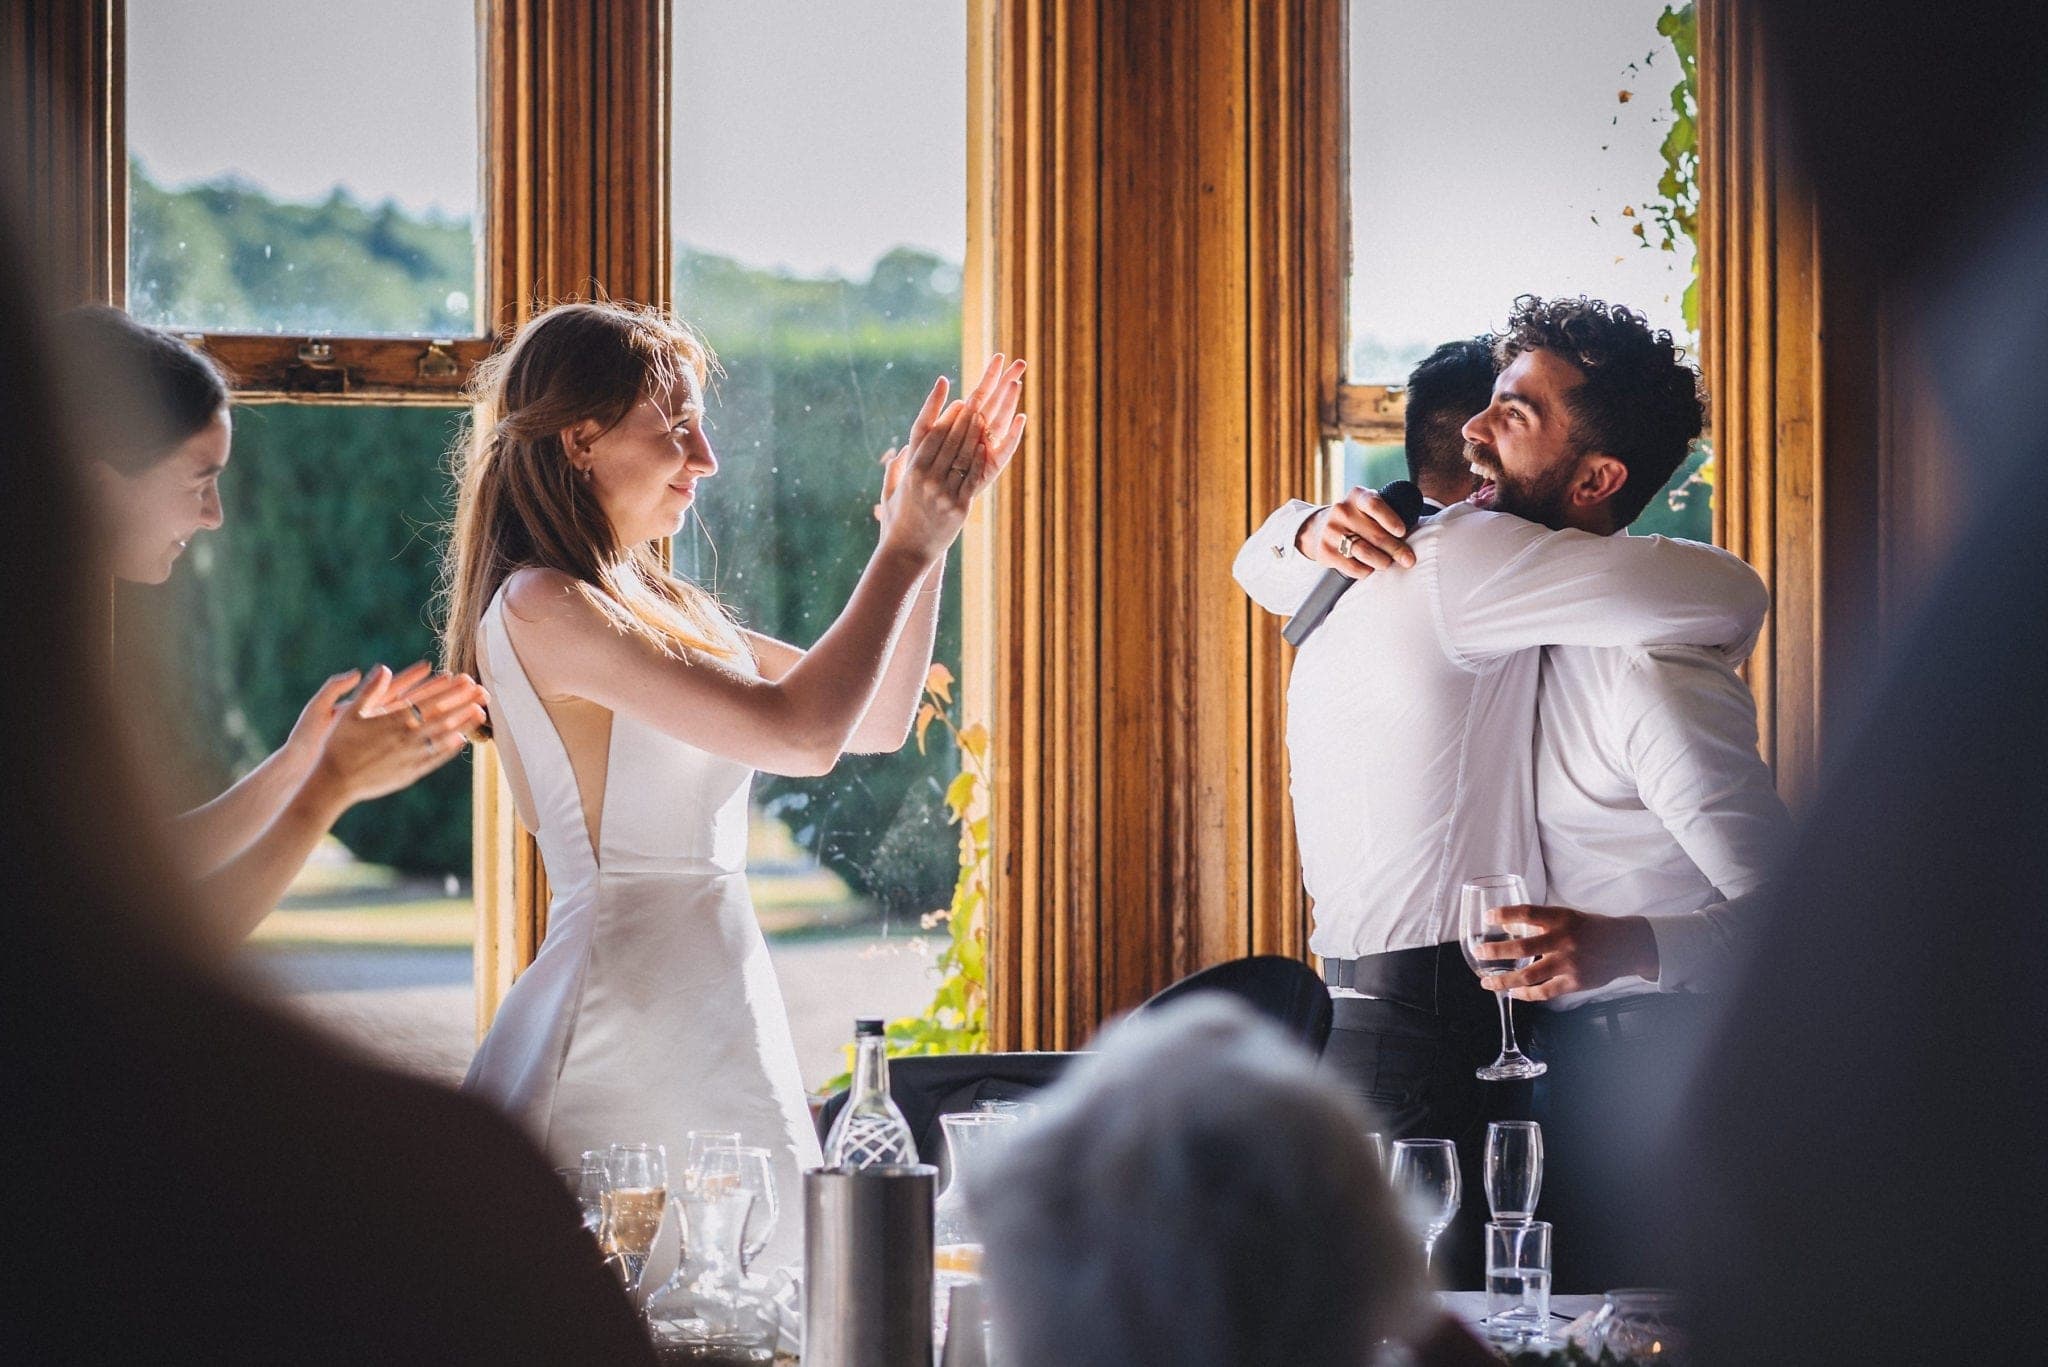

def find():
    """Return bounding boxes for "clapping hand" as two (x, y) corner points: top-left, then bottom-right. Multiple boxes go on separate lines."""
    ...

(308, 663), (491, 808)
(873, 354), (1028, 552)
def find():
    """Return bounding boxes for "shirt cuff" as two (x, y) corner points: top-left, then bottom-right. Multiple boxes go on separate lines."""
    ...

(1642, 907), (1732, 994)
(1233, 500), (1329, 614)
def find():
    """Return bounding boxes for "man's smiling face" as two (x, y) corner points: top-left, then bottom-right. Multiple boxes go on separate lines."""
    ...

(1459, 348), (1586, 531)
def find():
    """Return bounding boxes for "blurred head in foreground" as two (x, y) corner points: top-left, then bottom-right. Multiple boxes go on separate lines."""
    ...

(970, 996), (1427, 1367)
(0, 198), (653, 1364)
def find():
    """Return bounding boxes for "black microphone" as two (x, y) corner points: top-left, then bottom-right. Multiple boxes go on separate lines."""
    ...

(1281, 480), (1427, 646)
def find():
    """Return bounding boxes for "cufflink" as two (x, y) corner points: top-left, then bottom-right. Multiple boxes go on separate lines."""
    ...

(1271, 544), (1287, 559)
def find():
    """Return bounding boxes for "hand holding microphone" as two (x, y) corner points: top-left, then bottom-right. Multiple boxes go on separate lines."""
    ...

(1282, 481), (1426, 646)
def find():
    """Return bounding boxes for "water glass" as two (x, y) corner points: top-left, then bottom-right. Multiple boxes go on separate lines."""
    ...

(1484, 1220), (1553, 1342)
(1458, 875), (1547, 1081)
(1485, 1120), (1543, 1223)
(1388, 1138), (1461, 1273)
(554, 1162), (611, 1245)
(697, 1144), (778, 1270)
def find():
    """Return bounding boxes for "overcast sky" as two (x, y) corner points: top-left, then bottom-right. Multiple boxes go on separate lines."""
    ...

(128, 0), (1687, 361)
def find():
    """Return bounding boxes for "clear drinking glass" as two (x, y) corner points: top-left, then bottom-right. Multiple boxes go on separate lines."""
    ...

(1483, 1220), (1553, 1343)
(1367, 1131), (1389, 1174)
(555, 1163), (611, 1246)
(600, 1142), (668, 1282)
(1388, 1138), (1461, 1273)
(1459, 875), (1548, 1081)
(696, 1144), (779, 1271)
(1484, 1121), (1543, 1223)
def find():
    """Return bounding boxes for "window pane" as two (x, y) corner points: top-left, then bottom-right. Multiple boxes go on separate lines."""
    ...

(126, 1), (481, 337)
(1347, 0), (1694, 382)
(115, 405), (473, 1085)
(673, 0), (968, 1088)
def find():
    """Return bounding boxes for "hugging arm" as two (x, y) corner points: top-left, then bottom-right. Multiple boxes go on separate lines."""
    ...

(1439, 518), (1769, 664)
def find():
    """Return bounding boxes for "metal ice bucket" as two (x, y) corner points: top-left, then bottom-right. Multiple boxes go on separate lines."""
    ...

(802, 1164), (937, 1367)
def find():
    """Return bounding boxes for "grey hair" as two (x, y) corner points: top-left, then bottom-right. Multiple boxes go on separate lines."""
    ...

(968, 996), (1428, 1367)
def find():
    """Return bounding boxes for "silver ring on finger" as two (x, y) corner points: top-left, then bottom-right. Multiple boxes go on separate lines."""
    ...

(1337, 532), (1356, 560)
(421, 732), (438, 754)
(408, 702), (424, 725)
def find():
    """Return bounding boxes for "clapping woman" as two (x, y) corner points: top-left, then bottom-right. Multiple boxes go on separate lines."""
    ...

(57, 305), (489, 949)
(441, 300), (1024, 1271)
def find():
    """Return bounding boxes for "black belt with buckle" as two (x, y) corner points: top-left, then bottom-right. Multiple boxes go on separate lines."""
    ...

(1321, 942), (1494, 1020)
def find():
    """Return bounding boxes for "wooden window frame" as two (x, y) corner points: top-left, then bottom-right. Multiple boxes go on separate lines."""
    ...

(980, 0), (1338, 1050)
(110, 3), (498, 405)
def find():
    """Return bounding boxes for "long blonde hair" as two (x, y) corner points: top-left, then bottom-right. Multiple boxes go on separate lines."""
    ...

(439, 301), (742, 730)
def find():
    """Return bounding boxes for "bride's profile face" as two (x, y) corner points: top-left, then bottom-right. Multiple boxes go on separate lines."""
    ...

(93, 407), (232, 584)
(569, 372), (717, 546)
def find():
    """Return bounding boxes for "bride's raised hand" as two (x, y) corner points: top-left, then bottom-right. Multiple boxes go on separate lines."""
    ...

(877, 398), (981, 562)
(962, 359), (1027, 494)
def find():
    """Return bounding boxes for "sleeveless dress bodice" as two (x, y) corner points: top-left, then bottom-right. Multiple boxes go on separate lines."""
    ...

(461, 585), (821, 1273)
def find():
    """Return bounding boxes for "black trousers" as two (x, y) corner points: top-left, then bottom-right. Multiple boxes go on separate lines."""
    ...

(1525, 993), (1717, 1292)
(1318, 943), (1535, 1290)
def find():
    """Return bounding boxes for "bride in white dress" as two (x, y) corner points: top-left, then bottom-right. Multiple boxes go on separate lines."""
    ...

(439, 301), (1025, 1272)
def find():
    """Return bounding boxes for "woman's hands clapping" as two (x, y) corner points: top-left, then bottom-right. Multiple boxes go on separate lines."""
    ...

(874, 354), (1028, 562)
(305, 663), (491, 810)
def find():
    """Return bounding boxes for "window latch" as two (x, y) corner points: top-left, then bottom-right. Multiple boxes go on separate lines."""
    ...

(417, 341), (461, 384)
(285, 340), (349, 395)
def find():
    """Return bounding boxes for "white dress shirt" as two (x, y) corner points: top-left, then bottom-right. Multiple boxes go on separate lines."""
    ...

(1534, 644), (1794, 1006)
(1233, 500), (1768, 959)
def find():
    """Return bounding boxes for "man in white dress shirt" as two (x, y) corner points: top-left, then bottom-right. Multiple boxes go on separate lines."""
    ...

(1234, 296), (1769, 1284)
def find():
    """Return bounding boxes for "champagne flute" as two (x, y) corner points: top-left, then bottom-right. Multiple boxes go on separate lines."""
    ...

(1389, 1138), (1461, 1274)
(1459, 875), (1547, 1081)
(1484, 1120), (1543, 1223)
(601, 1142), (668, 1283)
(697, 1145), (778, 1271)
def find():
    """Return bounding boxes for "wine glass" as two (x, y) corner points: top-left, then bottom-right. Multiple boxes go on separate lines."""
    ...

(1484, 1120), (1543, 1223)
(681, 1129), (742, 1196)
(1459, 875), (1547, 1081)
(555, 1162), (611, 1246)
(696, 1144), (778, 1271)
(600, 1142), (668, 1283)
(1388, 1138), (1461, 1273)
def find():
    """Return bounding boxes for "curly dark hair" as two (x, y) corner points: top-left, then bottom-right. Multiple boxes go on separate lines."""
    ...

(1493, 295), (1705, 529)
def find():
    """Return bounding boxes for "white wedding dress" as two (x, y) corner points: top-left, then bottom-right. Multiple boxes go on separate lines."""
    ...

(462, 585), (821, 1273)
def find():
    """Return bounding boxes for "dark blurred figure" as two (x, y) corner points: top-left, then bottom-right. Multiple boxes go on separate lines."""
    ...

(0, 201), (655, 1362)
(971, 997), (1495, 1367)
(1666, 3), (2048, 1361)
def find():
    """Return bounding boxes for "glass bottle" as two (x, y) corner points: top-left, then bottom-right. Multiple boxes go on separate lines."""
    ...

(823, 1017), (916, 1169)
(643, 1189), (778, 1365)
